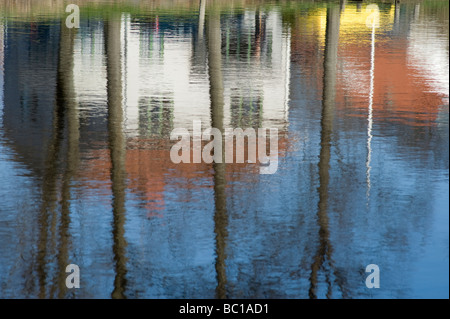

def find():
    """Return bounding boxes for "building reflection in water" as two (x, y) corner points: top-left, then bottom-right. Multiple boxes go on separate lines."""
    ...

(0, 0), (448, 298)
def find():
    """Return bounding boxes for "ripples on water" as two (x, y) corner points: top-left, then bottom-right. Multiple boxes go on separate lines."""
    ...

(0, 0), (448, 298)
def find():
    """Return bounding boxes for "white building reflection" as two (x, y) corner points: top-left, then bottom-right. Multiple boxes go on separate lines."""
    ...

(72, 9), (291, 137)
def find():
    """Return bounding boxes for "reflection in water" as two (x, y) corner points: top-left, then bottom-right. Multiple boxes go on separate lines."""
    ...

(105, 15), (128, 299)
(207, 4), (228, 299)
(32, 19), (80, 298)
(0, 0), (448, 299)
(55, 20), (79, 299)
(366, 7), (376, 202)
(309, 3), (341, 300)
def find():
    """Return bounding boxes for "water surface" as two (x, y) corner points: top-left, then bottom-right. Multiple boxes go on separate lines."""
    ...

(0, 0), (448, 298)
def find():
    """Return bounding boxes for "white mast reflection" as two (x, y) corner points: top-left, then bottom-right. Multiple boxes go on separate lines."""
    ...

(284, 27), (291, 121)
(366, 7), (378, 202)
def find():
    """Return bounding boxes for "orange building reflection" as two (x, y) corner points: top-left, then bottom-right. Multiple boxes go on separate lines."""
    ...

(81, 135), (289, 218)
(290, 4), (448, 128)
(336, 37), (447, 127)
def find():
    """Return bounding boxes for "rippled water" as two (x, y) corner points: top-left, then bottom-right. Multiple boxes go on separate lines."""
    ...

(0, 0), (448, 299)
